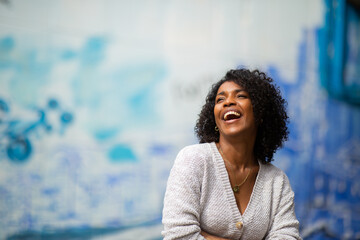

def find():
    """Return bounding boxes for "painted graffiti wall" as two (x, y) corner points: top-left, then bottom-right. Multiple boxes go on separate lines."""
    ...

(0, 0), (359, 239)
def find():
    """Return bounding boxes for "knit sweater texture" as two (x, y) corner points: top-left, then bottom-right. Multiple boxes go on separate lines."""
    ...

(162, 142), (301, 240)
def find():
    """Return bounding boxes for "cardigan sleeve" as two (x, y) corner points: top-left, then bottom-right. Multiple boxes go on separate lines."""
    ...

(265, 173), (302, 240)
(162, 147), (206, 240)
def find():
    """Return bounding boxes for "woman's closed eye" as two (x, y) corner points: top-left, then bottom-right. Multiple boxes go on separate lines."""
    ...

(216, 97), (224, 103)
(237, 94), (248, 99)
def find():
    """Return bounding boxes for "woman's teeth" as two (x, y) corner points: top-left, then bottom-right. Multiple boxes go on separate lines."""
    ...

(224, 111), (240, 120)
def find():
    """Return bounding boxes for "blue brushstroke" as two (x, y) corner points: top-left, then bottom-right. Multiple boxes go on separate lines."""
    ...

(80, 37), (106, 65)
(0, 99), (9, 112)
(269, 9), (360, 239)
(106, 175), (120, 186)
(124, 200), (134, 214)
(48, 99), (59, 109)
(61, 49), (77, 60)
(344, 2), (360, 103)
(0, 36), (14, 52)
(6, 218), (162, 240)
(332, 0), (346, 97)
(122, 62), (167, 126)
(149, 144), (172, 155)
(70, 37), (167, 138)
(319, 0), (360, 104)
(42, 188), (60, 197)
(0, 37), (15, 70)
(6, 137), (32, 162)
(94, 128), (119, 141)
(108, 144), (137, 162)
(0, 98), (74, 163)
(128, 88), (159, 120)
(60, 112), (73, 124)
(20, 213), (36, 231)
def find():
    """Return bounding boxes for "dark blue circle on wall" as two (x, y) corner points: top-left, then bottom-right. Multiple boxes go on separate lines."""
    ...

(6, 137), (32, 163)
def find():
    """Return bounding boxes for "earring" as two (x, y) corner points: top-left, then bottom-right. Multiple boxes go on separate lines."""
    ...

(215, 126), (219, 132)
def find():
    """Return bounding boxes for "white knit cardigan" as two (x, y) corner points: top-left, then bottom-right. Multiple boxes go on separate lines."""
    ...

(162, 142), (301, 240)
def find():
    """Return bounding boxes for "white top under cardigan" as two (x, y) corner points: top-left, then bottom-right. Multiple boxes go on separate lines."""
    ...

(162, 142), (301, 240)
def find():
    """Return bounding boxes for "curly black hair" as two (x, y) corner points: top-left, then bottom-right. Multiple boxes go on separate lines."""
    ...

(194, 68), (289, 164)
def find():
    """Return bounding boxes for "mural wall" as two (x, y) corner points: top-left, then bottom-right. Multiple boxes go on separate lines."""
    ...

(0, 0), (359, 239)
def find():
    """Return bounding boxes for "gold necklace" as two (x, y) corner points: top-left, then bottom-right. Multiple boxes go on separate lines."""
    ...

(218, 146), (252, 193)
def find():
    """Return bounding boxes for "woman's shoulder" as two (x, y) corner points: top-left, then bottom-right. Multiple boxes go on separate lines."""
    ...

(179, 142), (212, 155)
(174, 143), (213, 167)
(258, 162), (296, 205)
(259, 162), (290, 184)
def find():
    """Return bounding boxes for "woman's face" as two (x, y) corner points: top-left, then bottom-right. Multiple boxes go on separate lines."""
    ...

(214, 81), (257, 140)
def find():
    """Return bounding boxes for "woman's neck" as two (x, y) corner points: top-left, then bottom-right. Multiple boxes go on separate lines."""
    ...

(217, 135), (257, 170)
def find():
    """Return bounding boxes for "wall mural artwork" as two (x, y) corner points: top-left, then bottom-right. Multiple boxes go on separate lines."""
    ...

(267, 28), (360, 240)
(0, 98), (73, 163)
(0, 34), (174, 239)
(0, 1), (359, 240)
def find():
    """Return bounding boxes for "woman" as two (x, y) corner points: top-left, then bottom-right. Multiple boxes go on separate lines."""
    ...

(162, 69), (301, 239)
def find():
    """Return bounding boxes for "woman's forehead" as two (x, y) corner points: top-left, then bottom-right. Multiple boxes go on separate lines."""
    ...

(217, 81), (245, 93)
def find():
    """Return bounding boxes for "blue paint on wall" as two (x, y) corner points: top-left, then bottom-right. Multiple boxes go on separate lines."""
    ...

(113, 62), (168, 127)
(108, 144), (137, 162)
(6, 137), (32, 162)
(5, 218), (162, 240)
(0, 99), (9, 113)
(149, 144), (172, 156)
(48, 99), (59, 109)
(0, 37), (15, 70)
(61, 49), (77, 60)
(265, 22), (360, 239)
(319, 0), (360, 104)
(344, 2), (360, 101)
(42, 188), (60, 197)
(94, 128), (119, 141)
(267, 26), (360, 239)
(80, 37), (106, 66)
(0, 36), (14, 53)
(0, 98), (73, 163)
(60, 112), (73, 124)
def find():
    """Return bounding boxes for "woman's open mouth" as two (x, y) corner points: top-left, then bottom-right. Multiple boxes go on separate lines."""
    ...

(223, 111), (241, 121)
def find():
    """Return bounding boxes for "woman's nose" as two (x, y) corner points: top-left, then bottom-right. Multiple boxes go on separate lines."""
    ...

(223, 97), (236, 107)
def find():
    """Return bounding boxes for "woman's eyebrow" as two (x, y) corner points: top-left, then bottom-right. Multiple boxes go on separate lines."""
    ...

(216, 89), (245, 96)
(235, 89), (246, 93)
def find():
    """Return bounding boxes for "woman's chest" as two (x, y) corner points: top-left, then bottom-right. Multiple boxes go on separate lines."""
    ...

(233, 174), (257, 215)
(199, 184), (271, 239)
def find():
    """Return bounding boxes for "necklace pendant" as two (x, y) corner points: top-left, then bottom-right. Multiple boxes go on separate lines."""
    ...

(233, 185), (240, 193)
